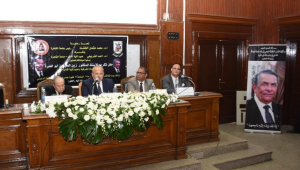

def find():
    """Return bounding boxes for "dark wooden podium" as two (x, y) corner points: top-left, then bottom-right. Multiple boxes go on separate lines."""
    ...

(179, 92), (222, 145)
(22, 101), (190, 170)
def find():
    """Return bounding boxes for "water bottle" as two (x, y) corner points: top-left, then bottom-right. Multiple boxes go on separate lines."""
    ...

(150, 83), (156, 90)
(41, 87), (46, 103)
(113, 85), (118, 93)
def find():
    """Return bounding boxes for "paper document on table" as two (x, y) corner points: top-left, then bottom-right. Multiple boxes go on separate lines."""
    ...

(176, 87), (194, 96)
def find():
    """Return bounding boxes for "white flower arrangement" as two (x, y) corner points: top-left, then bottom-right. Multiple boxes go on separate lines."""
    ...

(39, 90), (178, 144)
(30, 100), (46, 113)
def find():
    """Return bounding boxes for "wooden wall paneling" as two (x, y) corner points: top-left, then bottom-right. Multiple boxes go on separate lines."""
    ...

(185, 0), (300, 44)
(160, 21), (184, 84)
(0, 36), (14, 104)
(276, 15), (300, 125)
(168, 0), (183, 21)
(146, 35), (161, 87)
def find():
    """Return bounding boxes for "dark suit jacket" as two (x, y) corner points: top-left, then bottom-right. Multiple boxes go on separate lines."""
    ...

(29, 70), (46, 88)
(246, 98), (282, 125)
(105, 67), (126, 84)
(161, 74), (191, 94)
(81, 78), (114, 96)
(44, 85), (77, 97)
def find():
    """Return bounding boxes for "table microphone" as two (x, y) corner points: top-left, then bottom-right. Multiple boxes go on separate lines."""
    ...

(91, 78), (99, 95)
(180, 74), (200, 96)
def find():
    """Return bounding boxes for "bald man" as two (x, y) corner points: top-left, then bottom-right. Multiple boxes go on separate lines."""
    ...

(45, 76), (76, 98)
(82, 66), (114, 96)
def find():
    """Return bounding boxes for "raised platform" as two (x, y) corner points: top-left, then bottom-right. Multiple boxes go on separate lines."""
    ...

(123, 128), (272, 170)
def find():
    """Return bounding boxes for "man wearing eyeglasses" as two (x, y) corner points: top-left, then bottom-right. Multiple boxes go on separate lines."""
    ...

(127, 67), (153, 92)
(161, 63), (191, 94)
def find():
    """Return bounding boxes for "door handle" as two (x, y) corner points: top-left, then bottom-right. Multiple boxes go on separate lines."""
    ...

(219, 79), (225, 89)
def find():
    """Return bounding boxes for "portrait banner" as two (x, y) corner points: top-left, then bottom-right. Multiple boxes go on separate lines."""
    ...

(244, 44), (286, 133)
(25, 35), (128, 88)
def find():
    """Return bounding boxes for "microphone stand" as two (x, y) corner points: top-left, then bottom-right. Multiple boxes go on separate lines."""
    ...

(90, 79), (98, 95)
(187, 78), (200, 96)
(181, 75), (200, 96)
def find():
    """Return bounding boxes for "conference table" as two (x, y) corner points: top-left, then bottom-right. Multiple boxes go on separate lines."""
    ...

(0, 92), (222, 169)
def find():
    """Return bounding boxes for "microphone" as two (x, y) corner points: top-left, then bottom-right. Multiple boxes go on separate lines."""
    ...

(91, 78), (99, 95)
(180, 75), (200, 96)
(92, 78), (99, 86)
(181, 74), (192, 80)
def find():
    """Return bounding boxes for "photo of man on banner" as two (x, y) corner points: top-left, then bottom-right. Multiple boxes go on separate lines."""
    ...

(245, 45), (286, 133)
(246, 69), (282, 125)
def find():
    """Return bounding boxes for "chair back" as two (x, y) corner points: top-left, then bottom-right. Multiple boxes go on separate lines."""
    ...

(78, 82), (83, 96)
(37, 79), (54, 100)
(0, 83), (6, 108)
(120, 75), (134, 93)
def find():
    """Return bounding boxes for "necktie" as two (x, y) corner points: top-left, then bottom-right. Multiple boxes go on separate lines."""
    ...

(175, 78), (178, 88)
(117, 69), (119, 73)
(263, 105), (274, 123)
(40, 71), (43, 77)
(97, 83), (102, 95)
(140, 82), (143, 92)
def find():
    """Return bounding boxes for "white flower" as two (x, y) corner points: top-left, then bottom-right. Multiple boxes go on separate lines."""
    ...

(64, 102), (71, 107)
(128, 110), (134, 116)
(84, 115), (90, 121)
(104, 115), (110, 120)
(66, 108), (72, 114)
(156, 109), (159, 115)
(88, 109), (93, 115)
(139, 111), (145, 117)
(46, 107), (56, 118)
(79, 108), (84, 112)
(73, 115), (78, 119)
(68, 112), (74, 118)
(134, 107), (140, 113)
(106, 118), (113, 124)
(144, 117), (149, 122)
(117, 115), (123, 121)
(31, 103), (37, 112)
(100, 108), (106, 114)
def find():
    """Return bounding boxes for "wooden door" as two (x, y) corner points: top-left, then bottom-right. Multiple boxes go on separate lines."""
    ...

(197, 40), (240, 123)
(284, 41), (300, 125)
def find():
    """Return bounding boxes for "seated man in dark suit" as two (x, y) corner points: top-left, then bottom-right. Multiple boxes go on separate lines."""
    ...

(45, 76), (76, 98)
(82, 66), (114, 96)
(127, 67), (153, 92)
(246, 70), (282, 127)
(161, 63), (191, 94)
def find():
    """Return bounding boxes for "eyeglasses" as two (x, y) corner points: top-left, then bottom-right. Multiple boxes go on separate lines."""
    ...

(136, 72), (146, 75)
(172, 68), (181, 70)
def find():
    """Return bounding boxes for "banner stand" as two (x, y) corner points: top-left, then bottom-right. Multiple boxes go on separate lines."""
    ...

(244, 44), (286, 134)
(244, 129), (281, 134)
